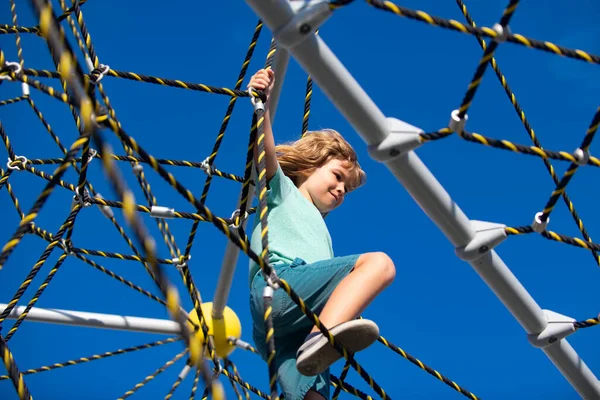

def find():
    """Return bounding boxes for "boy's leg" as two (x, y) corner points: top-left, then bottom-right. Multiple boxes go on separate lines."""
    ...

(309, 252), (395, 334)
(295, 252), (395, 376)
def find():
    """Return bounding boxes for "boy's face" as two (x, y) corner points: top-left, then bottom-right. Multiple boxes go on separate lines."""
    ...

(298, 158), (352, 213)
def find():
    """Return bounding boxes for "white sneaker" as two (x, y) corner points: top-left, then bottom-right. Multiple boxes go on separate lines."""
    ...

(296, 319), (379, 376)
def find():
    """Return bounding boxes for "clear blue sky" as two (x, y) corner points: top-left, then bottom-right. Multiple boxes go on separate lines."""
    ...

(2, 1), (600, 399)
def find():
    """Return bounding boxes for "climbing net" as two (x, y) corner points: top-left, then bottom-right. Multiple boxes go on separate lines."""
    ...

(1, 0), (600, 399)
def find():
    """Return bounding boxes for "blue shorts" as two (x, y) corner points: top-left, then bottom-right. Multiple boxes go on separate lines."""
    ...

(249, 255), (360, 400)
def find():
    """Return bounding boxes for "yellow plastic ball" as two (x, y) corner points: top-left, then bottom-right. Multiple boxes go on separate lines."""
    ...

(188, 302), (242, 358)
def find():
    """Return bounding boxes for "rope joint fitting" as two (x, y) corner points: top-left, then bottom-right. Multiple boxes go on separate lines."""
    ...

(528, 310), (576, 348)
(368, 117), (423, 162)
(455, 220), (507, 261)
(274, 0), (332, 48)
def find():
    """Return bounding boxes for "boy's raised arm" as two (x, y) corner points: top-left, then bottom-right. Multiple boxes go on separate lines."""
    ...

(248, 69), (278, 181)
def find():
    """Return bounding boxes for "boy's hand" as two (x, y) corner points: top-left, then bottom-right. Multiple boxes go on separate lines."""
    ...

(248, 68), (275, 101)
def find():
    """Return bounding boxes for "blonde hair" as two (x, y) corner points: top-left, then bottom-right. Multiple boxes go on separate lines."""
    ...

(275, 129), (366, 192)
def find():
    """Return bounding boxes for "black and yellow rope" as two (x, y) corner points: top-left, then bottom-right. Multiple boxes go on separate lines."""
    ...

(221, 368), (270, 400)
(331, 374), (373, 400)
(0, 205), (81, 326)
(574, 316), (600, 329)
(0, 337), (181, 381)
(377, 335), (479, 399)
(185, 19), (264, 264)
(454, 0), (599, 266)
(420, 128), (600, 168)
(164, 361), (189, 400)
(0, 24), (38, 35)
(538, 107), (600, 221)
(456, 0), (520, 119)
(225, 359), (252, 400)
(0, 334), (32, 400)
(251, 86), (281, 399)
(4, 254), (69, 341)
(363, 0), (600, 65)
(0, 96), (28, 106)
(505, 226), (600, 253)
(117, 349), (188, 400)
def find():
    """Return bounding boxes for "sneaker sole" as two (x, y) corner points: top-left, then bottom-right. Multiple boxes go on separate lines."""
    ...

(296, 319), (379, 376)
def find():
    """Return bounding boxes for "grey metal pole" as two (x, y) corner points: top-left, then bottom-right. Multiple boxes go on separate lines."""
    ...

(212, 50), (291, 319)
(0, 304), (181, 335)
(242, 1), (600, 398)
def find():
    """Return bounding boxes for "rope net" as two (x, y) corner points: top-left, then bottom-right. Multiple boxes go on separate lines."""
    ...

(1, 0), (599, 399)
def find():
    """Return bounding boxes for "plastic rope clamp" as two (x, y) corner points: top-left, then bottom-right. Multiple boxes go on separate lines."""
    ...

(73, 187), (92, 207)
(229, 208), (249, 230)
(86, 148), (98, 164)
(6, 155), (27, 171)
(573, 148), (590, 166)
(90, 64), (110, 84)
(150, 205), (175, 219)
(199, 157), (213, 177)
(368, 117), (424, 162)
(94, 193), (114, 219)
(528, 310), (576, 348)
(178, 364), (192, 380)
(449, 109), (468, 133)
(132, 164), (144, 176)
(248, 88), (265, 112)
(22, 81), (30, 96)
(262, 285), (274, 299)
(172, 255), (191, 269)
(0, 61), (22, 81)
(492, 23), (511, 43)
(60, 239), (75, 255)
(455, 220), (507, 261)
(532, 211), (549, 233)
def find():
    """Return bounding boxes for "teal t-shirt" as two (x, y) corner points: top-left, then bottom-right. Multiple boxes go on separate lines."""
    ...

(248, 164), (334, 286)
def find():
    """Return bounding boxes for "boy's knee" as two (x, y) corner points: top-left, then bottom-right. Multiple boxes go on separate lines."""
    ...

(357, 252), (396, 285)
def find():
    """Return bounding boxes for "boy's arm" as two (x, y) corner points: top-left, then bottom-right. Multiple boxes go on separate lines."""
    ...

(250, 69), (278, 181)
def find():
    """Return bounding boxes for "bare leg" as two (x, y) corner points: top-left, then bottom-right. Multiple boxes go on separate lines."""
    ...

(310, 252), (395, 334)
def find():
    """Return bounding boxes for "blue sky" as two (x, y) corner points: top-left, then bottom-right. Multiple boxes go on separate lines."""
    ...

(1, 0), (600, 399)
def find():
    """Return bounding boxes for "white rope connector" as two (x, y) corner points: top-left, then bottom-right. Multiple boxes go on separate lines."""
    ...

(6, 155), (28, 171)
(86, 148), (98, 164)
(150, 205), (175, 219)
(73, 187), (92, 207)
(94, 193), (114, 219)
(573, 148), (590, 166)
(172, 255), (191, 269)
(200, 157), (213, 177)
(532, 211), (549, 233)
(448, 109), (468, 133)
(90, 64), (110, 84)
(248, 88), (265, 112)
(132, 164), (144, 176)
(492, 23), (511, 43)
(0, 61), (22, 81)
(60, 239), (75, 255)
(22, 82), (30, 96)
(229, 208), (249, 230)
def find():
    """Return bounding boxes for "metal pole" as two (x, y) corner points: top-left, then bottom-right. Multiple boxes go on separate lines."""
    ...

(242, 1), (600, 398)
(0, 304), (181, 335)
(212, 50), (291, 319)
